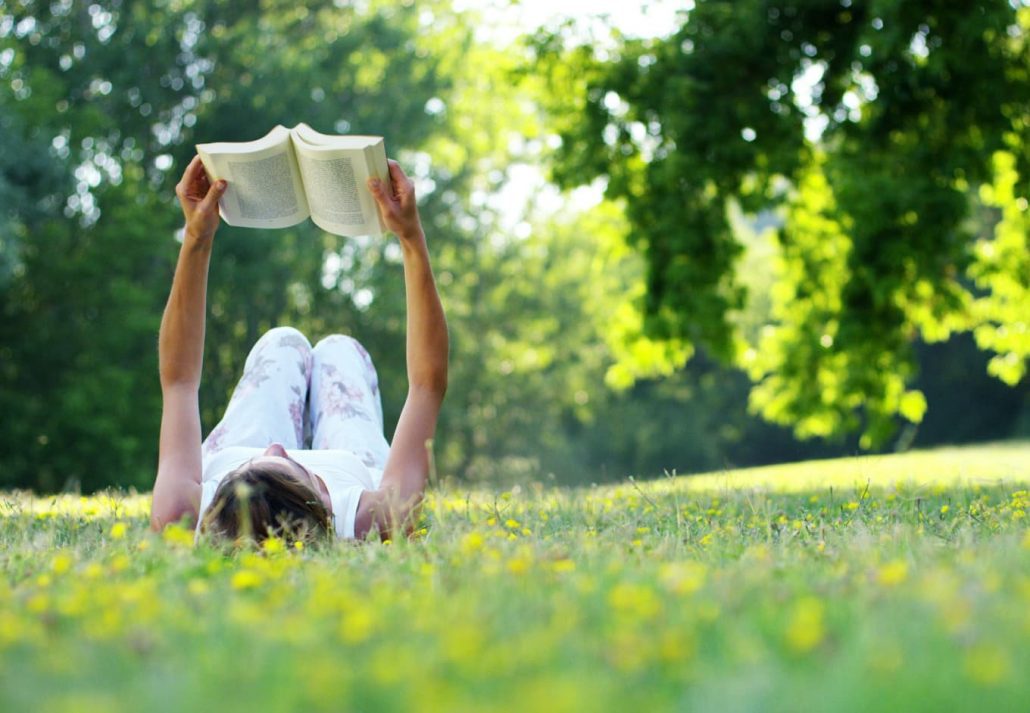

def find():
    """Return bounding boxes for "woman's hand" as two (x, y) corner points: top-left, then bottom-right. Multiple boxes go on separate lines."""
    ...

(175, 155), (228, 243)
(367, 159), (424, 242)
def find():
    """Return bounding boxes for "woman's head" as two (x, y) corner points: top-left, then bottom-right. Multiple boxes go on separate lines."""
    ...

(200, 450), (332, 547)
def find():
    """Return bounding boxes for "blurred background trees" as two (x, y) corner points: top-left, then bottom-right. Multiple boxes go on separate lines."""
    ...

(1, 0), (1026, 493)
(532, 0), (1030, 448)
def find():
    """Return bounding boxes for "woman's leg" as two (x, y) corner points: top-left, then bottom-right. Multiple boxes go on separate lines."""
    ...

(309, 334), (389, 470)
(202, 327), (313, 457)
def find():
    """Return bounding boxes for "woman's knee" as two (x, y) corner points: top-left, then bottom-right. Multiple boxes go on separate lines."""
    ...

(249, 327), (313, 375)
(313, 334), (377, 371)
(257, 326), (312, 352)
(313, 333), (364, 355)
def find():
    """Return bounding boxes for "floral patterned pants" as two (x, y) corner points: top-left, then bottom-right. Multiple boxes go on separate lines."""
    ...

(201, 327), (390, 470)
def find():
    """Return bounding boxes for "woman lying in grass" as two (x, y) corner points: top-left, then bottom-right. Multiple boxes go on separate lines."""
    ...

(150, 156), (448, 546)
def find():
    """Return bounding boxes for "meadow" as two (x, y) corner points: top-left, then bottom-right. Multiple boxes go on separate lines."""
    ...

(1, 442), (1028, 712)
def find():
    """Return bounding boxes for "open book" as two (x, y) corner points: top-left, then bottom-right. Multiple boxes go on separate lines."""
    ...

(196, 123), (389, 237)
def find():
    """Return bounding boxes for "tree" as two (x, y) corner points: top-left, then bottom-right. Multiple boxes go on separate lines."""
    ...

(532, 0), (1029, 447)
(0, 0), (461, 490)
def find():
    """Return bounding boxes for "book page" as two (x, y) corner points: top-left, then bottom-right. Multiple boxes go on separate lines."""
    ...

(196, 126), (309, 229)
(292, 138), (385, 238)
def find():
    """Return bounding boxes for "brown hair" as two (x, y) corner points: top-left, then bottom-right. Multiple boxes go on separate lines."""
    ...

(199, 463), (332, 547)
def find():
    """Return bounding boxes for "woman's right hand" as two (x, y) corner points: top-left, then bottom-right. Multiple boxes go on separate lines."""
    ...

(367, 159), (424, 243)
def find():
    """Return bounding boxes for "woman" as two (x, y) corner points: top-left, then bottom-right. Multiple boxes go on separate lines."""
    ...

(150, 156), (448, 545)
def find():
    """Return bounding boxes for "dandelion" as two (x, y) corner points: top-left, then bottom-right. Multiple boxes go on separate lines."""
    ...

(460, 531), (485, 554)
(231, 570), (263, 590)
(110, 521), (128, 539)
(339, 604), (374, 644)
(963, 643), (1011, 686)
(608, 582), (660, 620)
(785, 597), (825, 654)
(878, 560), (908, 587)
(506, 555), (531, 575)
(162, 524), (194, 547)
(51, 552), (73, 575)
(658, 561), (707, 595)
(262, 536), (285, 555)
(550, 558), (575, 573)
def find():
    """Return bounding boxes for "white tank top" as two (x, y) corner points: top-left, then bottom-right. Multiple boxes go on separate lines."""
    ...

(194, 446), (384, 540)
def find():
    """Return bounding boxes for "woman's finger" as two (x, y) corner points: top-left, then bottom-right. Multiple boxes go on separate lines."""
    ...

(367, 177), (395, 207)
(182, 155), (203, 183)
(386, 159), (408, 188)
(198, 179), (228, 213)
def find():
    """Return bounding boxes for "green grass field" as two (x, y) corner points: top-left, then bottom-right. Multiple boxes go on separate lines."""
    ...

(2, 442), (1028, 712)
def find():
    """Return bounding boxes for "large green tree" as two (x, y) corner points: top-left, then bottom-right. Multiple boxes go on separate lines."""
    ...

(533, 0), (1029, 447)
(0, 0), (458, 490)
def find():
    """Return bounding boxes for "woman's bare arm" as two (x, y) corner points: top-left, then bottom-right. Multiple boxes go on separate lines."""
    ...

(354, 160), (448, 540)
(150, 157), (227, 530)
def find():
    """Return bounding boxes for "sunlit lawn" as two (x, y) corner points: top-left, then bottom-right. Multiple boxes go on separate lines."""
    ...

(2, 442), (1028, 712)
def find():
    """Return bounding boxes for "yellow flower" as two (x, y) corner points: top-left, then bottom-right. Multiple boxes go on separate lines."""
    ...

(339, 604), (374, 644)
(110, 554), (130, 573)
(460, 531), (485, 554)
(51, 552), (73, 575)
(658, 561), (707, 595)
(262, 536), (285, 555)
(608, 582), (660, 620)
(231, 570), (263, 590)
(162, 524), (194, 548)
(110, 522), (128, 539)
(844, 501), (860, 512)
(785, 597), (825, 654)
(963, 643), (1011, 686)
(549, 558), (575, 573)
(878, 560), (908, 587)
(506, 555), (530, 575)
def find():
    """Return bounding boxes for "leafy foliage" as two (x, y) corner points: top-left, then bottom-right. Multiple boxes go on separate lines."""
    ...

(533, 1), (1030, 446)
(0, 1), (1026, 492)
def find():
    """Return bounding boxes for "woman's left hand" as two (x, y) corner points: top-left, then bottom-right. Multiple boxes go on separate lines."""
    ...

(175, 155), (228, 243)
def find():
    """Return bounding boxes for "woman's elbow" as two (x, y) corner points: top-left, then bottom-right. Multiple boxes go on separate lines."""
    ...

(411, 369), (448, 398)
(150, 502), (197, 532)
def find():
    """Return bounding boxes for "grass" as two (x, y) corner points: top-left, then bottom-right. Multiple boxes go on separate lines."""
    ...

(1, 442), (1028, 712)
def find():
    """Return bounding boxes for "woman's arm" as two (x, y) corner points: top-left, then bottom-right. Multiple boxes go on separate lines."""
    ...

(355, 160), (448, 540)
(150, 157), (227, 531)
